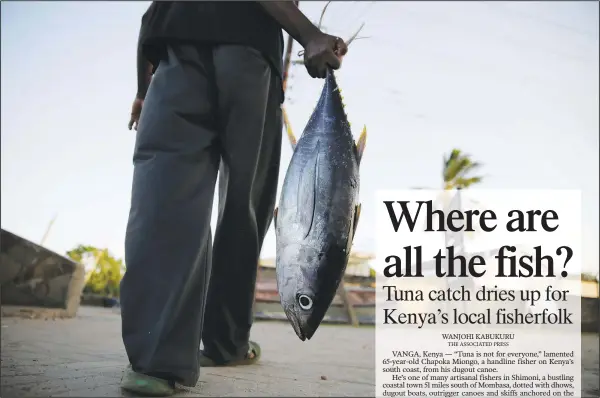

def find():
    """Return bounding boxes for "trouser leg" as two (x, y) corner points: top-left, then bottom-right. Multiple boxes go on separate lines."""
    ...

(120, 44), (220, 387)
(202, 45), (283, 363)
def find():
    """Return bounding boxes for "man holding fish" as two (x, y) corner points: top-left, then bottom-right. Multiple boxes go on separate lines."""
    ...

(121, 2), (348, 396)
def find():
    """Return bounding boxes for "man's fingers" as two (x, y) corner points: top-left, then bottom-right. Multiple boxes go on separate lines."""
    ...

(335, 38), (348, 56)
(316, 66), (327, 79)
(311, 61), (327, 78)
(306, 65), (318, 79)
(128, 98), (144, 130)
(325, 52), (341, 70)
(128, 114), (140, 131)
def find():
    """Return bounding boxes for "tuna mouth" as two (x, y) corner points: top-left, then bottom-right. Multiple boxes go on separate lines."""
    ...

(284, 308), (315, 341)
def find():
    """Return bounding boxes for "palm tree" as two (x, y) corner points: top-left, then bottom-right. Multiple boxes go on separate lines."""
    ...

(442, 149), (483, 190)
(433, 148), (485, 236)
(435, 150), (484, 313)
(403, 149), (485, 312)
(412, 149), (484, 231)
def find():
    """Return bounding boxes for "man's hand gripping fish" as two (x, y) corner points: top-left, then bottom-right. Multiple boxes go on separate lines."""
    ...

(274, 69), (367, 341)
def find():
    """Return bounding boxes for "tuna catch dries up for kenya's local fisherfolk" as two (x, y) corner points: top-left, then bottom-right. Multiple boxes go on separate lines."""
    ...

(274, 68), (367, 341)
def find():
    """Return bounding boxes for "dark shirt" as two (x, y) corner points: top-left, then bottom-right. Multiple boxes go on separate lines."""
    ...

(140, 2), (284, 86)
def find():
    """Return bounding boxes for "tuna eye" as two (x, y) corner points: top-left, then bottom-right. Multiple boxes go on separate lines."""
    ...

(298, 294), (313, 310)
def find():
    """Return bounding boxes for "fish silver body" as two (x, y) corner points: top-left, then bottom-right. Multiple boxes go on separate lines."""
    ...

(274, 70), (366, 341)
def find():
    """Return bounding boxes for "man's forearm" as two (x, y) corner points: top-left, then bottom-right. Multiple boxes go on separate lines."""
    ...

(257, 1), (321, 48)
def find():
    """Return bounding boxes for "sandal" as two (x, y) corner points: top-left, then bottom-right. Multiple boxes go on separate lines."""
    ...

(199, 340), (261, 367)
(121, 365), (176, 397)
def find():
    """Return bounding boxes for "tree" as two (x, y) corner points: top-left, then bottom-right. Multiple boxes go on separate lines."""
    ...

(440, 148), (484, 232)
(66, 245), (125, 298)
(403, 149), (485, 313)
(442, 149), (483, 190)
(411, 149), (484, 238)
(433, 149), (484, 312)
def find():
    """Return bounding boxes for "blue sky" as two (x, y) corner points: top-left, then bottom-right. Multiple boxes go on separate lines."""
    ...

(1, 1), (598, 274)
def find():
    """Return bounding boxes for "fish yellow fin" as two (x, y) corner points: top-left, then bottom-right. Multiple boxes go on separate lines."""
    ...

(352, 203), (361, 240)
(346, 203), (362, 256)
(274, 207), (278, 227)
(281, 106), (297, 151)
(354, 125), (367, 165)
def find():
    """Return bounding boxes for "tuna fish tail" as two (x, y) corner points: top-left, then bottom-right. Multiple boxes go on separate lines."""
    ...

(346, 22), (366, 47)
(282, 68), (368, 162)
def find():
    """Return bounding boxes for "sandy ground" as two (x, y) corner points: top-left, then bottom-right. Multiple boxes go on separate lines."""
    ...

(1, 306), (598, 397)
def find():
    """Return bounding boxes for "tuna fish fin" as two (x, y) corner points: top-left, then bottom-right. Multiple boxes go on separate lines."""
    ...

(352, 203), (362, 240)
(282, 106), (297, 151)
(354, 125), (367, 165)
(274, 207), (278, 227)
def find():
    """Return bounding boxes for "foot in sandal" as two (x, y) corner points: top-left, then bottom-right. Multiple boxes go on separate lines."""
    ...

(199, 341), (261, 367)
